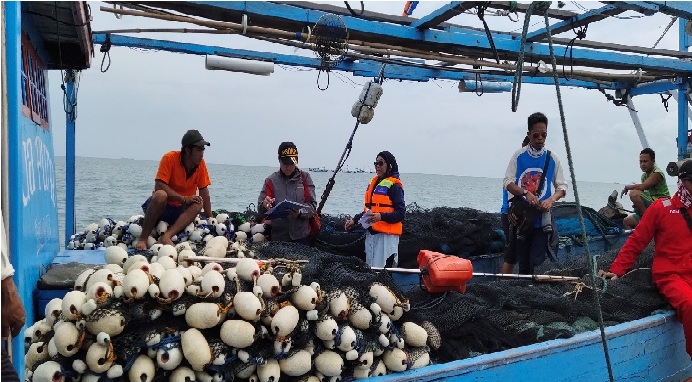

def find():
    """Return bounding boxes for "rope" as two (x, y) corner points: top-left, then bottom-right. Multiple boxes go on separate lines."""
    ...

(542, 12), (615, 382)
(510, 2), (538, 112)
(344, 1), (364, 16)
(100, 33), (112, 73)
(660, 93), (673, 112)
(316, 64), (386, 214)
(316, 69), (330, 91)
(652, 16), (678, 49)
(596, 84), (635, 111)
(477, 3), (501, 65)
(562, 21), (588, 80)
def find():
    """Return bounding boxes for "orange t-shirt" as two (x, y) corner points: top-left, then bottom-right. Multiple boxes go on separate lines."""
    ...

(155, 151), (211, 206)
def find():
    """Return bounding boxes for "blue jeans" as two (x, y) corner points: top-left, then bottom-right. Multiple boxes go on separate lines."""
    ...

(141, 196), (185, 225)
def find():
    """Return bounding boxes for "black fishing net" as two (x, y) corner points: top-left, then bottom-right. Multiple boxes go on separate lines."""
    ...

(316, 204), (505, 269)
(398, 244), (667, 363)
(40, 204), (668, 379)
(252, 242), (408, 303)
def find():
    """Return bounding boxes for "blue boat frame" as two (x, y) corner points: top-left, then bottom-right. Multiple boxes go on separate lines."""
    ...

(370, 311), (688, 381)
(3, 1), (692, 380)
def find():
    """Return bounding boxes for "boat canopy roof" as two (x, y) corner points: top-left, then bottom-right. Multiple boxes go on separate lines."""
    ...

(24, 1), (93, 69)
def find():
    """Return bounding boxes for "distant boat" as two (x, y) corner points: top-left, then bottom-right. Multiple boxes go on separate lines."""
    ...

(308, 166), (329, 172)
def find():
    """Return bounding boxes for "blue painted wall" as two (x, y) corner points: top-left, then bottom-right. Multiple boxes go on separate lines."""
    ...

(4, 3), (60, 377)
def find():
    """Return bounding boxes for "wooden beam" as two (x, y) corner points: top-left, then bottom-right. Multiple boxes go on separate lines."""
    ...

(526, 5), (625, 42)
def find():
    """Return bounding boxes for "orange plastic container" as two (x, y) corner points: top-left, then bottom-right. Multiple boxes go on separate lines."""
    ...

(417, 250), (473, 293)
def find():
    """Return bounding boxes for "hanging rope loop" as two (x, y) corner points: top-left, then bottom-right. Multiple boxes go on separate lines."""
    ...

(660, 93), (673, 112)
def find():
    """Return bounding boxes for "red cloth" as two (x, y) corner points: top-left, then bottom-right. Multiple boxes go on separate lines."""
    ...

(610, 194), (692, 358)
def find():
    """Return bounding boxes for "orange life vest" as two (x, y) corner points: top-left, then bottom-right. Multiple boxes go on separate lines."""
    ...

(363, 176), (403, 235)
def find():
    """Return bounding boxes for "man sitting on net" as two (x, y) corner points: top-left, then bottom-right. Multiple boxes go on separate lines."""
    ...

(135, 130), (213, 249)
(621, 148), (669, 229)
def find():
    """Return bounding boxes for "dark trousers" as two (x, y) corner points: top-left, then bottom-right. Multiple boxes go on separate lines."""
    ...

(515, 228), (549, 274)
(1, 345), (20, 382)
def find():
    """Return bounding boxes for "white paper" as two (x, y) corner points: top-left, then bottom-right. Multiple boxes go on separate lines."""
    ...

(359, 209), (374, 229)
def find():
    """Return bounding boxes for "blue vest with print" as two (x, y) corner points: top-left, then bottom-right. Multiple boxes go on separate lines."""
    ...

(513, 150), (556, 226)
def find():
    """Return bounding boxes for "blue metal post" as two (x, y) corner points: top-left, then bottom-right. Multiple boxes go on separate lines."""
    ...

(3, 2), (24, 377)
(65, 70), (76, 245)
(679, 19), (690, 160)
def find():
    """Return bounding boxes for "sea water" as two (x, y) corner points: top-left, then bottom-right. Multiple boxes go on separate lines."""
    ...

(55, 156), (628, 247)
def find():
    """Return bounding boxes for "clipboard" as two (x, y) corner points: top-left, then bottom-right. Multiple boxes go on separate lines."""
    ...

(264, 200), (309, 219)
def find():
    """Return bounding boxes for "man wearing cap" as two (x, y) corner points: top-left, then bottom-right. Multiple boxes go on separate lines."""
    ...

(600, 159), (692, 360)
(258, 142), (317, 245)
(135, 130), (213, 249)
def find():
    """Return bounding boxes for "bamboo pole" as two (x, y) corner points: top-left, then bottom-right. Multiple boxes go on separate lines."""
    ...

(181, 254), (308, 264)
(99, 6), (662, 83)
(373, 266), (582, 282)
(93, 28), (237, 35)
(100, 6), (297, 39)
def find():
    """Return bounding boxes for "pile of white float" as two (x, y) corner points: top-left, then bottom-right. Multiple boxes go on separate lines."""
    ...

(26, 241), (435, 382)
(65, 212), (265, 250)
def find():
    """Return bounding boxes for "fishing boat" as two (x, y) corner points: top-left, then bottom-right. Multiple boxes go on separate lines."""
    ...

(3, 2), (692, 381)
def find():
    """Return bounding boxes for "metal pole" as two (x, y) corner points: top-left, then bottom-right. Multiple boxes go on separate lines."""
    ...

(669, 92), (692, 124)
(625, 95), (650, 149)
(679, 18), (691, 160)
(64, 70), (76, 245)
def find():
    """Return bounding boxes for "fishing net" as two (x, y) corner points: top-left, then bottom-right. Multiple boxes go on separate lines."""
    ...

(316, 204), (505, 269)
(312, 13), (349, 69)
(252, 241), (407, 302)
(39, 204), (668, 378)
(400, 244), (667, 363)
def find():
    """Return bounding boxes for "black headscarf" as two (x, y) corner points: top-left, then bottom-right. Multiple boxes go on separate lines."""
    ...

(377, 151), (399, 176)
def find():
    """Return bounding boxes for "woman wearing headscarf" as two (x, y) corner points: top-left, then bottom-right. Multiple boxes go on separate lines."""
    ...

(345, 151), (405, 267)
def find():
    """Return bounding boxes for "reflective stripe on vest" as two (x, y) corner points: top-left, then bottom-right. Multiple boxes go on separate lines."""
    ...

(364, 176), (403, 235)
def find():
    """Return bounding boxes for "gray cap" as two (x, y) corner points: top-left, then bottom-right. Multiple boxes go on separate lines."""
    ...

(181, 130), (210, 147)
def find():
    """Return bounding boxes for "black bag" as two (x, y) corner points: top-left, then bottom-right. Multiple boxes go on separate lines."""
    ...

(508, 151), (551, 236)
(508, 196), (540, 236)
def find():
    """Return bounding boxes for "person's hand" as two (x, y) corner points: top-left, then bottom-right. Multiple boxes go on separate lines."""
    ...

(367, 213), (382, 224)
(539, 197), (554, 211)
(620, 185), (631, 198)
(1, 278), (26, 339)
(525, 191), (539, 207)
(263, 196), (275, 210)
(597, 270), (619, 281)
(183, 195), (202, 205)
(344, 218), (355, 231)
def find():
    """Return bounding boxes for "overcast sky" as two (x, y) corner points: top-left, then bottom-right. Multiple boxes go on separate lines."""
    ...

(49, 1), (687, 184)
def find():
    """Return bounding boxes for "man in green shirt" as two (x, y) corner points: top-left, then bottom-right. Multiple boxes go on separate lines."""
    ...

(621, 148), (670, 229)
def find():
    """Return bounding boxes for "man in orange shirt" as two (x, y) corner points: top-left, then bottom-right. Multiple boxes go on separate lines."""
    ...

(135, 130), (213, 249)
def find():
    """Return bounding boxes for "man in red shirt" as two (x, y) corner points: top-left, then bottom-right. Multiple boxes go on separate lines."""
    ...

(600, 159), (692, 359)
(135, 130), (213, 249)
